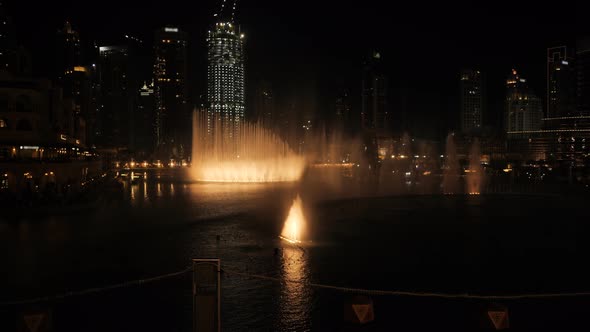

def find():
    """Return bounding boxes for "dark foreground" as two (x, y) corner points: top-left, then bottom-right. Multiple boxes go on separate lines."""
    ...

(1, 169), (590, 331)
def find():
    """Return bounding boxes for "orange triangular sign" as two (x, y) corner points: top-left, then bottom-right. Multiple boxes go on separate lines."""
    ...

(352, 304), (370, 323)
(488, 310), (509, 330)
(23, 313), (44, 332)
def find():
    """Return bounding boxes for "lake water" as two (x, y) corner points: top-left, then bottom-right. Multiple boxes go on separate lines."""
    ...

(1, 168), (589, 331)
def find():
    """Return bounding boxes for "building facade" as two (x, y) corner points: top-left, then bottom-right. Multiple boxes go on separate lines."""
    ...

(335, 89), (351, 135)
(135, 81), (155, 156)
(577, 38), (590, 116)
(254, 80), (273, 127)
(97, 46), (129, 148)
(361, 51), (388, 133)
(207, 21), (245, 145)
(505, 69), (543, 137)
(547, 46), (576, 119)
(460, 69), (485, 134)
(154, 27), (189, 158)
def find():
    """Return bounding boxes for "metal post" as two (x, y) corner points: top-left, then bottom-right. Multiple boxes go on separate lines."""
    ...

(192, 258), (221, 332)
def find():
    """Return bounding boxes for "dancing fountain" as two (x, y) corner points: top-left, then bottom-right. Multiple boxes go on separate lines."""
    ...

(466, 139), (484, 195)
(442, 134), (460, 194)
(190, 110), (306, 182)
(280, 195), (307, 244)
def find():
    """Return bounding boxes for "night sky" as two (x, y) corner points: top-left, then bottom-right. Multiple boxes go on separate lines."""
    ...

(3, 0), (586, 139)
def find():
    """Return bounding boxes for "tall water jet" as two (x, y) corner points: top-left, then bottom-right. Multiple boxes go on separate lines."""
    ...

(466, 139), (484, 195)
(280, 195), (306, 244)
(442, 133), (460, 194)
(191, 110), (306, 182)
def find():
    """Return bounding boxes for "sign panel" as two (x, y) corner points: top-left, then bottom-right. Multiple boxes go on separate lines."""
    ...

(193, 259), (220, 332)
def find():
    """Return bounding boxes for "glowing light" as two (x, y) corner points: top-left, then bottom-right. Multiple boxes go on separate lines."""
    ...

(191, 111), (305, 183)
(280, 196), (306, 244)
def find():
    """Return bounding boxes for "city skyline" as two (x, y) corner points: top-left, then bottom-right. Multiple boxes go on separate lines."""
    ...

(0, 1), (584, 139)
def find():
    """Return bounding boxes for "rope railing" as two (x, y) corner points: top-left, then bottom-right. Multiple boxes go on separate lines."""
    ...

(222, 268), (590, 299)
(0, 266), (192, 307)
(3, 263), (590, 307)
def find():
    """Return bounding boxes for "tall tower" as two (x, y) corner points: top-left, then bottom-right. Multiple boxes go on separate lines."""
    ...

(98, 46), (129, 147)
(335, 89), (351, 134)
(207, 2), (245, 147)
(577, 38), (590, 116)
(547, 46), (575, 118)
(254, 80), (274, 127)
(459, 69), (485, 134)
(0, 2), (16, 73)
(361, 51), (388, 133)
(505, 69), (543, 136)
(154, 26), (189, 158)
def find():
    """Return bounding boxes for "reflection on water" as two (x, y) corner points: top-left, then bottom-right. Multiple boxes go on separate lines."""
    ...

(279, 246), (312, 331)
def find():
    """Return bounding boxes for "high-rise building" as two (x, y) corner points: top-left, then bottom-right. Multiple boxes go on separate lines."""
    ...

(97, 46), (129, 148)
(154, 26), (189, 158)
(361, 51), (388, 133)
(547, 46), (576, 118)
(0, 2), (29, 75)
(335, 89), (351, 134)
(0, 2), (16, 73)
(55, 22), (91, 144)
(459, 69), (485, 134)
(577, 38), (590, 116)
(135, 81), (155, 155)
(254, 80), (274, 127)
(207, 20), (245, 144)
(505, 69), (543, 137)
(55, 22), (81, 81)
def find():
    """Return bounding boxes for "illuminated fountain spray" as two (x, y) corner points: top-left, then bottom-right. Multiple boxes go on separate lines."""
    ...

(442, 133), (460, 194)
(466, 139), (483, 195)
(280, 195), (306, 244)
(191, 110), (306, 182)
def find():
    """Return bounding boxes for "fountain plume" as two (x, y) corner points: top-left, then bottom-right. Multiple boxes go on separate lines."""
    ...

(280, 195), (306, 244)
(466, 138), (484, 195)
(442, 133), (460, 194)
(191, 110), (306, 182)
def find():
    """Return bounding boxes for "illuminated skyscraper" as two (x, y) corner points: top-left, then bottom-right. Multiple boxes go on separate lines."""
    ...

(577, 38), (590, 116)
(335, 89), (351, 134)
(98, 46), (129, 147)
(505, 69), (543, 136)
(154, 26), (189, 158)
(56, 22), (89, 143)
(547, 46), (575, 118)
(254, 80), (273, 127)
(207, 19), (245, 144)
(459, 69), (485, 134)
(361, 51), (388, 133)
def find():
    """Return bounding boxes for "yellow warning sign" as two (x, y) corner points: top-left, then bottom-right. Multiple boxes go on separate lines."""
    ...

(352, 304), (371, 323)
(488, 310), (509, 330)
(23, 313), (44, 332)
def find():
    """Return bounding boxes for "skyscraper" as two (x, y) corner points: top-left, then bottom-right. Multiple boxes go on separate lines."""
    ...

(97, 46), (129, 148)
(505, 69), (543, 137)
(254, 80), (274, 127)
(0, 2), (16, 73)
(547, 46), (575, 118)
(335, 89), (351, 134)
(577, 38), (590, 116)
(0, 2), (29, 75)
(55, 22), (81, 81)
(135, 81), (155, 155)
(459, 69), (485, 134)
(207, 20), (245, 145)
(56, 22), (89, 144)
(361, 51), (388, 133)
(154, 26), (189, 158)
